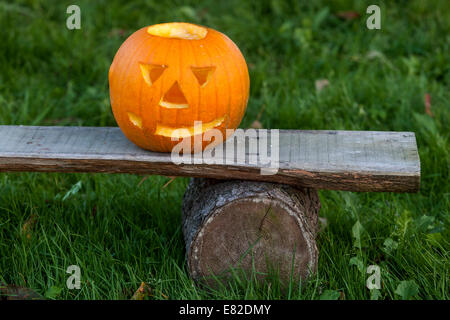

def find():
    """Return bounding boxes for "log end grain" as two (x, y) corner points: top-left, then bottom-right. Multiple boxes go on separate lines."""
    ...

(182, 178), (321, 287)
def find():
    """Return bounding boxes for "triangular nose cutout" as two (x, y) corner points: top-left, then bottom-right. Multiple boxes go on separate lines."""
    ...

(160, 81), (189, 109)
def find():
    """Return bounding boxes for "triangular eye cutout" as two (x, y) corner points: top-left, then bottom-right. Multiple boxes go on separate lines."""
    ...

(191, 66), (216, 87)
(139, 63), (167, 86)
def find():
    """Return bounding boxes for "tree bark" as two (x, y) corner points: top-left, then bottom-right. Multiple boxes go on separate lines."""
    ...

(182, 178), (320, 287)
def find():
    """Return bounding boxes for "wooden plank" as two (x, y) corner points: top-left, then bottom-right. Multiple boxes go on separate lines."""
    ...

(0, 125), (420, 192)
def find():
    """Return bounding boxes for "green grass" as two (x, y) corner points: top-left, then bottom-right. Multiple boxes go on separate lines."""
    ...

(0, 0), (449, 300)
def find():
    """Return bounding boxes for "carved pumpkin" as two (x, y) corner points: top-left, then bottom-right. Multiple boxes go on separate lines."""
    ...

(109, 22), (250, 152)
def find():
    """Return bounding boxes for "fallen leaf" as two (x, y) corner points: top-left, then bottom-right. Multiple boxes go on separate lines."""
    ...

(138, 175), (150, 187)
(366, 50), (384, 60)
(162, 176), (176, 189)
(251, 120), (263, 129)
(22, 213), (38, 240)
(315, 79), (329, 92)
(130, 282), (151, 300)
(336, 11), (360, 20)
(1, 283), (44, 300)
(424, 93), (433, 117)
(108, 28), (126, 38)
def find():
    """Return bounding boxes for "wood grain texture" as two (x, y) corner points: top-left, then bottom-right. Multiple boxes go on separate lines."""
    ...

(0, 125), (420, 192)
(182, 178), (320, 286)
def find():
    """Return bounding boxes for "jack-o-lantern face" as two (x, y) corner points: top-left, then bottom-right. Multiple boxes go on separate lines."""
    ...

(109, 22), (250, 152)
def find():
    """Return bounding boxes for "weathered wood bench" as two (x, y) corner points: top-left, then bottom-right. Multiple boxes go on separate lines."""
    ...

(0, 125), (420, 285)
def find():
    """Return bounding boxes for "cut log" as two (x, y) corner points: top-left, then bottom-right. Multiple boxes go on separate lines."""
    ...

(182, 178), (320, 286)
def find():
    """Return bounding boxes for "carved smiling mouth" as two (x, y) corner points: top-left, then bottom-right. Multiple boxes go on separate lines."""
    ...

(155, 116), (225, 138)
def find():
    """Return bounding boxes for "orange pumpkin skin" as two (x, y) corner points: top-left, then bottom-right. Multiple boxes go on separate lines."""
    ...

(109, 23), (250, 153)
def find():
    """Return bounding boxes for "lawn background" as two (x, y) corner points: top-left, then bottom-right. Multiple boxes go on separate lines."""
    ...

(0, 0), (448, 299)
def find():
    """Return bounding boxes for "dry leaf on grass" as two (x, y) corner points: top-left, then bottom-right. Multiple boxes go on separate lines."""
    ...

(336, 11), (360, 20)
(108, 28), (126, 38)
(251, 120), (263, 129)
(138, 175), (151, 187)
(21, 213), (38, 240)
(162, 176), (176, 189)
(315, 79), (330, 93)
(424, 93), (433, 117)
(130, 282), (151, 300)
(0, 283), (44, 300)
(366, 50), (384, 60)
